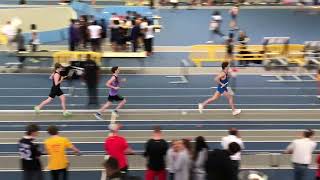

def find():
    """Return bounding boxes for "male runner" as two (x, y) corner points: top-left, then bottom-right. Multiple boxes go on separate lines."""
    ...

(95, 66), (127, 120)
(198, 62), (241, 116)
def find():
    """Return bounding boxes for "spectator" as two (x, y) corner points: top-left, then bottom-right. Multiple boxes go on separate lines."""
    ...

(83, 54), (99, 107)
(207, 11), (225, 44)
(172, 140), (191, 180)
(131, 19), (141, 52)
(88, 20), (102, 52)
(144, 126), (169, 180)
(69, 19), (80, 51)
(237, 31), (250, 66)
(14, 28), (26, 67)
(167, 139), (179, 180)
(18, 124), (43, 180)
(79, 16), (89, 49)
(144, 21), (154, 56)
(285, 129), (317, 180)
(110, 20), (120, 51)
(316, 153), (320, 180)
(104, 157), (126, 180)
(44, 125), (80, 180)
(30, 24), (40, 52)
(99, 19), (107, 44)
(19, 0), (26, 4)
(206, 142), (241, 180)
(226, 33), (234, 62)
(105, 123), (133, 173)
(2, 21), (16, 51)
(221, 128), (245, 179)
(192, 136), (208, 180)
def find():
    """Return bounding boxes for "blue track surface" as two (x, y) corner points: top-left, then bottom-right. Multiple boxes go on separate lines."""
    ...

(0, 74), (317, 109)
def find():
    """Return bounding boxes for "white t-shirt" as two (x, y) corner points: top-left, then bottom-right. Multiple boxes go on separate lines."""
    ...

(2, 24), (16, 38)
(287, 138), (317, 164)
(88, 25), (102, 39)
(209, 15), (222, 30)
(221, 135), (245, 161)
(145, 26), (154, 39)
(140, 22), (148, 30)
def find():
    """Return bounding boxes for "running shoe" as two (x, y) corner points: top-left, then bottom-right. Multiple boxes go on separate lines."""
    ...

(198, 103), (203, 114)
(94, 112), (104, 120)
(34, 106), (40, 113)
(232, 109), (241, 116)
(112, 110), (119, 118)
(63, 111), (72, 117)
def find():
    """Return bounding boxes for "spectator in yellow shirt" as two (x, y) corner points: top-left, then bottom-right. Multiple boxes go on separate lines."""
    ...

(44, 125), (80, 180)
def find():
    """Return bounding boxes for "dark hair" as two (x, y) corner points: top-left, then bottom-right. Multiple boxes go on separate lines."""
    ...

(17, 28), (22, 34)
(111, 66), (119, 73)
(222, 62), (229, 70)
(213, 11), (220, 16)
(104, 157), (119, 170)
(229, 128), (238, 136)
(228, 142), (241, 155)
(25, 124), (40, 135)
(47, 125), (59, 136)
(30, 24), (37, 30)
(304, 129), (314, 138)
(193, 136), (208, 160)
(54, 63), (62, 70)
(153, 125), (161, 133)
(70, 19), (76, 24)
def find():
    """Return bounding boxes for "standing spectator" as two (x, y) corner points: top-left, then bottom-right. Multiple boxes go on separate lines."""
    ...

(88, 21), (102, 52)
(317, 153), (320, 180)
(14, 28), (26, 67)
(30, 24), (40, 52)
(44, 125), (80, 180)
(172, 140), (191, 180)
(18, 124), (43, 180)
(144, 126), (169, 180)
(144, 21), (154, 56)
(79, 16), (89, 49)
(317, 69), (320, 99)
(166, 140), (179, 180)
(206, 142), (241, 180)
(221, 128), (245, 179)
(131, 19), (141, 52)
(83, 54), (99, 107)
(238, 31), (250, 66)
(105, 123), (133, 173)
(69, 19), (80, 51)
(2, 21), (16, 51)
(192, 136), (208, 180)
(285, 129), (317, 180)
(207, 11), (225, 43)
(229, 5), (239, 30)
(110, 20), (120, 51)
(104, 157), (125, 180)
(99, 19), (107, 47)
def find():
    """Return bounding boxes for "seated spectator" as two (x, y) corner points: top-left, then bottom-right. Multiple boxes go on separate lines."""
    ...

(104, 123), (133, 173)
(192, 136), (208, 180)
(206, 142), (241, 180)
(144, 126), (169, 180)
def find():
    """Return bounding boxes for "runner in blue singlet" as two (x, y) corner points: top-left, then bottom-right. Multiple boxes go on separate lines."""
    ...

(198, 62), (241, 116)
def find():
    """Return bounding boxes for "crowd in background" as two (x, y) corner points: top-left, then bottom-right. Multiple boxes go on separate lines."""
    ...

(69, 12), (155, 56)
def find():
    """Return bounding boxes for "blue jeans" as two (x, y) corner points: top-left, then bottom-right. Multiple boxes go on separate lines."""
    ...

(293, 163), (308, 180)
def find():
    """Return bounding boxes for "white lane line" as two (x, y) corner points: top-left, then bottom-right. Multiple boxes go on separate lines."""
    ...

(0, 123), (320, 127)
(0, 95), (316, 98)
(0, 87), (317, 90)
(0, 108), (319, 112)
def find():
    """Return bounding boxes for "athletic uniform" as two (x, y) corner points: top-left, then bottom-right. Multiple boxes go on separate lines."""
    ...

(108, 75), (124, 102)
(49, 72), (63, 98)
(217, 72), (229, 94)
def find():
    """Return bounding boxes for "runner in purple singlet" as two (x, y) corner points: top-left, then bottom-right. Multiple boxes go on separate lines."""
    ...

(95, 66), (127, 120)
